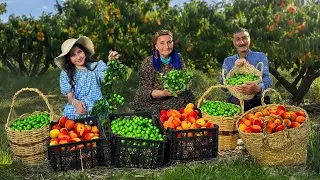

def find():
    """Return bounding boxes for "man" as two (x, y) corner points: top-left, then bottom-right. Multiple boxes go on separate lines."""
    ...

(222, 28), (272, 111)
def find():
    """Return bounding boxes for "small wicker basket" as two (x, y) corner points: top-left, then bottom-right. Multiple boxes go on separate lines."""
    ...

(5, 88), (55, 165)
(236, 88), (310, 165)
(223, 62), (263, 100)
(197, 85), (243, 151)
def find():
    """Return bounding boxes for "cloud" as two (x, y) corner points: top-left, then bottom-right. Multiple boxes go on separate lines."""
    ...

(42, 5), (47, 10)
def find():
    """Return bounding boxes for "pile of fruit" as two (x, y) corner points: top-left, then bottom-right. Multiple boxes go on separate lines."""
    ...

(161, 70), (192, 97)
(10, 112), (50, 131)
(226, 73), (259, 85)
(159, 103), (214, 132)
(111, 116), (164, 142)
(238, 105), (306, 134)
(200, 101), (241, 117)
(49, 116), (100, 150)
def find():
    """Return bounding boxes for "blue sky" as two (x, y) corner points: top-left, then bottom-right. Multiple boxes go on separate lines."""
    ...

(0, 0), (214, 22)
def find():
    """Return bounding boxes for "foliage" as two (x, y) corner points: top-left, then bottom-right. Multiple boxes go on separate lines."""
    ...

(0, 0), (320, 103)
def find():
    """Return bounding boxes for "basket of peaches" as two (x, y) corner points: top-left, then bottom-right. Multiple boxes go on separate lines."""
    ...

(47, 116), (107, 171)
(159, 103), (219, 162)
(236, 88), (309, 166)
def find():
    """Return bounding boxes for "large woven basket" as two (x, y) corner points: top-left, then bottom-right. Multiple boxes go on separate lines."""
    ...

(197, 85), (244, 151)
(5, 88), (55, 165)
(236, 88), (310, 166)
(222, 62), (263, 100)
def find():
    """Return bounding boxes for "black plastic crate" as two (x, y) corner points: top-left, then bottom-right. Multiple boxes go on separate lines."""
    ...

(47, 116), (110, 171)
(167, 125), (219, 161)
(108, 111), (167, 169)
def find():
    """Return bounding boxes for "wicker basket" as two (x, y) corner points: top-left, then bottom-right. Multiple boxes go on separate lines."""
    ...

(5, 88), (55, 165)
(222, 62), (263, 100)
(197, 85), (243, 151)
(236, 88), (310, 165)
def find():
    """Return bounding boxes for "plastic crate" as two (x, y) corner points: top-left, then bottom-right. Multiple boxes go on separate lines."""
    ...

(166, 125), (219, 161)
(47, 116), (110, 171)
(108, 111), (167, 169)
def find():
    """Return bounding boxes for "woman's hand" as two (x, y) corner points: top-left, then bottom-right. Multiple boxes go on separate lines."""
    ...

(235, 58), (247, 67)
(151, 89), (172, 99)
(108, 50), (120, 61)
(73, 99), (88, 115)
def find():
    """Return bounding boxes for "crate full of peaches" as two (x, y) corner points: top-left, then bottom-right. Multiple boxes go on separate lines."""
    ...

(238, 105), (306, 134)
(48, 116), (105, 171)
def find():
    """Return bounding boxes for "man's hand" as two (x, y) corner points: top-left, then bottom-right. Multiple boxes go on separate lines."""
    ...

(73, 99), (88, 115)
(235, 82), (261, 95)
(235, 58), (247, 67)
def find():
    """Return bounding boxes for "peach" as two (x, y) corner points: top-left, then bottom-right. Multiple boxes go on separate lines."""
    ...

(181, 120), (191, 129)
(190, 123), (201, 129)
(58, 134), (71, 142)
(189, 111), (198, 119)
(205, 121), (214, 128)
(65, 120), (75, 130)
(296, 116), (306, 123)
(176, 126), (183, 130)
(187, 116), (196, 123)
(277, 110), (285, 117)
(163, 120), (175, 129)
(281, 112), (291, 119)
(265, 127), (273, 134)
(59, 139), (68, 145)
(179, 107), (185, 114)
(274, 119), (282, 125)
(276, 105), (286, 113)
(296, 111), (306, 117)
(180, 113), (188, 120)
(50, 129), (60, 139)
(58, 116), (68, 127)
(261, 109), (270, 116)
(69, 132), (78, 139)
(283, 119), (292, 127)
(251, 125), (262, 133)
(289, 111), (297, 121)
(291, 122), (300, 128)
(84, 133), (95, 140)
(184, 108), (193, 115)
(253, 118), (263, 128)
(60, 128), (69, 135)
(172, 117), (181, 127)
(93, 133), (99, 137)
(246, 113), (255, 121)
(254, 112), (263, 118)
(266, 122), (277, 130)
(196, 118), (206, 127)
(160, 110), (167, 116)
(275, 125), (285, 132)
(160, 114), (168, 123)
(244, 126), (252, 133)
(186, 103), (195, 109)
(239, 124), (247, 132)
(49, 139), (59, 146)
(91, 126), (99, 133)
(51, 124), (61, 130)
(244, 120), (252, 127)
(71, 137), (81, 142)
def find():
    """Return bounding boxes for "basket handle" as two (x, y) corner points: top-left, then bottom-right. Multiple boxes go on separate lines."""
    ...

(6, 88), (55, 128)
(261, 115), (291, 150)
(255, 61), (264, 77)
(261, 88), (283, 106)
(221, 68), (228, 84)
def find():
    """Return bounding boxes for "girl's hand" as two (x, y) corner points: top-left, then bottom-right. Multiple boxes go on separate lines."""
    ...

(108, 50), (120, 61)
(151, 89), (172, 99)
(73, 99), (88, 114)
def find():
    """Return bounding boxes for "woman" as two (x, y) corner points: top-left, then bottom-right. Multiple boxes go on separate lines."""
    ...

(133, 30), (195, 112)
(55, 36), (118, 119)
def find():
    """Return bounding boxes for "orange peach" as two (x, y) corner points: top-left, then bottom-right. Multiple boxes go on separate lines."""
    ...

(184, 107), (193, 115)
(69, 132), (78, 139)
(254, 112), (263, 118)
(181, 120), (191, 129)
(187, 116), (196, 124)
(251, 125), (262, 133)
(65, 119), (75, 130)
(266, 122), (277, 130)
(291, 122), (300, 128)
(239, 124), (247, 132)
(60, 128), (69, 135)
(91, 126), (99, 133)
(58, 116), (68, 127)
(289, 111), (297, 121)
(275, 125), (285, 132)
(265, 127), (273, 134)
(186, 103), (195, 109)
(296, 116), (306, 123)
(274, 119), (282, 125)
(296, 111), (306, 117)
(244, 120), (252, 127)
(261, 109), (270, 116)
(283, 119), (292, 127)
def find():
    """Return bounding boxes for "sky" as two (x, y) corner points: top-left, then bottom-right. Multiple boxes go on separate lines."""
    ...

(0, 0), (215, 22)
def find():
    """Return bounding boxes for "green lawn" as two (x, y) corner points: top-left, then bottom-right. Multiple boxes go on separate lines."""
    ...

(0, 67), (319, 179)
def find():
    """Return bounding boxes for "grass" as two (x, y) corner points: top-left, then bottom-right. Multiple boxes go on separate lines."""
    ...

(0, 67), (319, 179)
